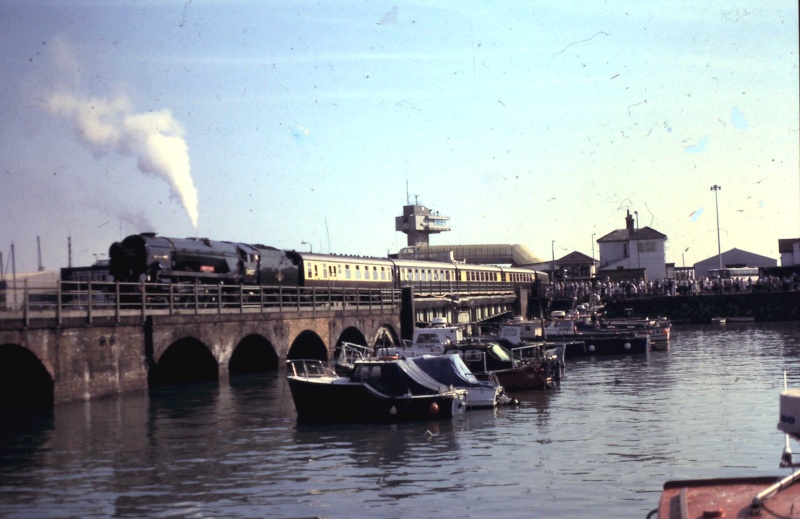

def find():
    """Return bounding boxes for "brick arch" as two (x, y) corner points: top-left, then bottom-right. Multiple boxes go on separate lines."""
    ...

(287, 330), (327, 361)
(230, 334), (279, 373)
(149, 337), (218, 385)
(0, 343), (54, 410)
(372, 324), (399, 349)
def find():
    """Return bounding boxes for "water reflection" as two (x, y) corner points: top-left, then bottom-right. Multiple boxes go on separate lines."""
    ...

(0, 409), (54, 475)
(3, 323), (800, 518)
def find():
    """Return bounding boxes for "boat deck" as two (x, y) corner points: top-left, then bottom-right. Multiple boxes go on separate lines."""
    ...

(656, 474), (800, 518)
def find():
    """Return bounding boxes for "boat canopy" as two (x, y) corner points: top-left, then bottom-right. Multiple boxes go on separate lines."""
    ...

(352, 359), (450, 395)
(408, 355), (489, 387)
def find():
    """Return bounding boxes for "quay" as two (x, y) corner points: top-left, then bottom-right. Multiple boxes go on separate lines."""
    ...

(0, 281), (529, 408)
(600, 290), (800, 323)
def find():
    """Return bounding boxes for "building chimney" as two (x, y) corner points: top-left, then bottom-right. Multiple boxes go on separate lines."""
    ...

(625, 210), (634, 235)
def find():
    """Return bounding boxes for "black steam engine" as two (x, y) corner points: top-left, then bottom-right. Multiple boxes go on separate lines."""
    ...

(109, 233), (298, 286)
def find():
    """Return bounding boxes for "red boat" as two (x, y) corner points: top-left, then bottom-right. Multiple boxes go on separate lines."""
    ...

(652, 378), (800, 518)
(653, 473), (800, 518)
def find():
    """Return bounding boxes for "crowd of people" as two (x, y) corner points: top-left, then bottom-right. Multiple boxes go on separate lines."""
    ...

(549, 273), (800, 300)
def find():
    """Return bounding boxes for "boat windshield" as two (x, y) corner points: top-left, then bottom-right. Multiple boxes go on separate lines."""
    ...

(488, 344), (512, 362)
(416, 333), (443, 344)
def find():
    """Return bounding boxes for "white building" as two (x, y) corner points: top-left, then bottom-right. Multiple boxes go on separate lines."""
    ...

(779, 238), (800, 266)
(597, 210), (667, 281)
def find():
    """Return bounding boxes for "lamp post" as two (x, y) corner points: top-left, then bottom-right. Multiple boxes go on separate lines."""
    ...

(591, 232), (596, 278)
(634, 210), (640, 271)
(711, 185), (722, 270)
(551, 240), (556, 288)
(301, 241), (313, 253)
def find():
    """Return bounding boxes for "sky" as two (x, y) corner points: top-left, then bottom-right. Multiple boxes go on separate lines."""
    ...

(1, 0), (798, 275)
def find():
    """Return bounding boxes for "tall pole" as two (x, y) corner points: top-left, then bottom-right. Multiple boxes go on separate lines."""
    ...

(551, 240), (556, 286)
(634, 210), (640, 272)
(11, 242), (16, 307)
(591, 232), (596, 278)
(711, 185), (722, 269)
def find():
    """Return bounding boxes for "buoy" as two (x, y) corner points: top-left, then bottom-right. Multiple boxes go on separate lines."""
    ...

(588, 344), (595, 352)
(624, 342), (631, 350)
(389, 406), (397, 415)
(429, 402), (439, 414)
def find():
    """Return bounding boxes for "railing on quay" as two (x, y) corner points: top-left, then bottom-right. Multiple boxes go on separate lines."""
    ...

(0, 280), (402, 327)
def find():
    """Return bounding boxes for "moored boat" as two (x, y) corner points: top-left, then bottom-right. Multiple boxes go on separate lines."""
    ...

(541, 314), (651, 357)
(407, 354), (517, 408)
(444, 339), (560, 391)
(286, 358), (468, 423)
(652, 374), (800, 518)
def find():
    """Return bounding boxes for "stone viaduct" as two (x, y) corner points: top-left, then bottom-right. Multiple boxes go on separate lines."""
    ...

(0, 285), (526, 408)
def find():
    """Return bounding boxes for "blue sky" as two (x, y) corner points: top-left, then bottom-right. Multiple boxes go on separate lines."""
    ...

(1, 1), (797, 274)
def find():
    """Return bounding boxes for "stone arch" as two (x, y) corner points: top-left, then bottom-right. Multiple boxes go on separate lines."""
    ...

(373, 325), (399, 349)
(287, 330), (327, 361)
(229, 334), (279, 374)
(0, 344), (54, 410)
(149, 337), (218, 385)
(334, 326), (368, 358)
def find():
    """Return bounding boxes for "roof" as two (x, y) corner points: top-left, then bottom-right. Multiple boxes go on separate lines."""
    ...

(416, 243), (544, 265)
(693, 248), (777, 269)
(779, 238), (800, 253)
(556, 251), (595, 264)
(597, 226), (667, 243)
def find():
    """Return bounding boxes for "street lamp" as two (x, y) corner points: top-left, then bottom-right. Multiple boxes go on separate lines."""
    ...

(591, 232), (596, 278)
(711, 185), (722, 270)
(634, 210), (640, 271)
(551, 240), (556, 286)
(301, 241), (313, 253)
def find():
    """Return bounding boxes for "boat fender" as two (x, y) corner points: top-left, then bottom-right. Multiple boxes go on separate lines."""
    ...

(389, 406), (397, 415)
(624, 342), (631, 350)
(429, 402), (439, 414)
(588, 344), (595, 352)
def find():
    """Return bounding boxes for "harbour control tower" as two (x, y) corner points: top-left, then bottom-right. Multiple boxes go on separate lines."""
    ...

(395, 204), (451, 249)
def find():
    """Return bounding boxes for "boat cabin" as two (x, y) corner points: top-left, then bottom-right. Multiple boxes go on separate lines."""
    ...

(497, 316), (544, 345)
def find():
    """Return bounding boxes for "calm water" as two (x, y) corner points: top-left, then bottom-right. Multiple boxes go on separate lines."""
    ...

(3, 322), (800, 518)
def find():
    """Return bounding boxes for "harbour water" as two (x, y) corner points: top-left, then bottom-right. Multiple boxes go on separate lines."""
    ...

(3, 322), (800, 518)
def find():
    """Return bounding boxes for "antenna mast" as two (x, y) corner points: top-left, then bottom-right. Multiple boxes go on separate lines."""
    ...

(37, 236), (44, 271)
(325, 218), (331, 253)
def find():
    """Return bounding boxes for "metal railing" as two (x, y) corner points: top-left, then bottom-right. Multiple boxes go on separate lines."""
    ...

(0, 280), (402, 327)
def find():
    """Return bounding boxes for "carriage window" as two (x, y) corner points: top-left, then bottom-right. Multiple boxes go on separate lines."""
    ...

(345, 265), (351, 279)
(313, 264), (319, 278)
(307, 264), (313, 278)
(381, 267), (386, 280)
(356, 265), (361, 279)
(364, 266), (370, 280)
(322, 263), (328, 279)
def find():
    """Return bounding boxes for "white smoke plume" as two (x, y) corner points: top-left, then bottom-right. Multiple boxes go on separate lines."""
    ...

(41, 70), (199, 228)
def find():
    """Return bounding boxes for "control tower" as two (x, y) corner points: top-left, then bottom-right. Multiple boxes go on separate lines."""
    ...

(395, 204), (451, 248)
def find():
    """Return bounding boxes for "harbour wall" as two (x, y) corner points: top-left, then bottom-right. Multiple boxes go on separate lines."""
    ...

(602, 291), (800, 323)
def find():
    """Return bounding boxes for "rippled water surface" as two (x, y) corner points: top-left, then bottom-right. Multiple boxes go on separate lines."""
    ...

(4, 322), (800, 518)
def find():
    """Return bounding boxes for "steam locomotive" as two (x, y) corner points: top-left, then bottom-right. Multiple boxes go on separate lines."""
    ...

(108, 233), (548, 292)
